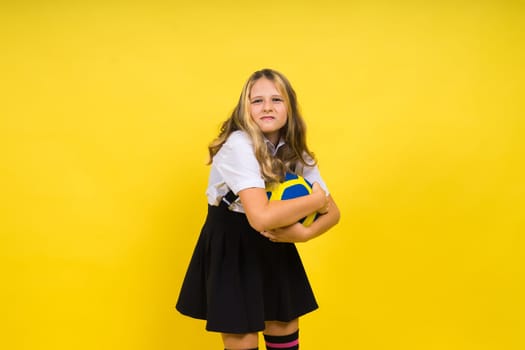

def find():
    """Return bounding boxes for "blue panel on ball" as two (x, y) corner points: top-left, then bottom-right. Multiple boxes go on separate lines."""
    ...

(281, 184), (310, 200)
(284, 172), (299, 181)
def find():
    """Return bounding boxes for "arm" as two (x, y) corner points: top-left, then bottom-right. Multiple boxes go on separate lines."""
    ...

(238, 182), (328, 232)
(260, 194), (340, 243)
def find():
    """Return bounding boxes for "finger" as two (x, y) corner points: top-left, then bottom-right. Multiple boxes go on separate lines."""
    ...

(260, 231), (271, 238)
(261, 231), (276, 240)
(319, 203), (330, 214)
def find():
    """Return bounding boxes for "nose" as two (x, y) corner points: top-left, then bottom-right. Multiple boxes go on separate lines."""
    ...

(262, 99), (274, 112)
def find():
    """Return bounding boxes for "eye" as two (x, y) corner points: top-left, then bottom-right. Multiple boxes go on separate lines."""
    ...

(251, 99), (262, 104)
(272, 97), (284, 103)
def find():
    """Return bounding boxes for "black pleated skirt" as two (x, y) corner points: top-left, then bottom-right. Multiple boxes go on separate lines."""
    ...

(176, 203), (318, 334)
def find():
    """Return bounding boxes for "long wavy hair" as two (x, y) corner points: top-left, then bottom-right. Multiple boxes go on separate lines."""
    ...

(208, 68), (316, 185)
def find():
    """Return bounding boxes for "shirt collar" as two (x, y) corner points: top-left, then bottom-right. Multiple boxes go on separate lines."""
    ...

(264, 136), (286, 156)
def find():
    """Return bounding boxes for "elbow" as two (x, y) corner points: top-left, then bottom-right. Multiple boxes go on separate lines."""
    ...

(245, 213), (267, 232)
(332, 207), (341, 226)
(249, 221), (265, 233)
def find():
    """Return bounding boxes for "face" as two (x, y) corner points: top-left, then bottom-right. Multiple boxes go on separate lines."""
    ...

(249, 77), (288, 144)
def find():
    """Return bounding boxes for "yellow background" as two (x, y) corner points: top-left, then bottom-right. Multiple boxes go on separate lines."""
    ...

(1, 1), (524, 349)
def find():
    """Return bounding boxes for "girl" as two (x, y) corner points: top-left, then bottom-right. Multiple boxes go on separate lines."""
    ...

(176, 68), (340, 350)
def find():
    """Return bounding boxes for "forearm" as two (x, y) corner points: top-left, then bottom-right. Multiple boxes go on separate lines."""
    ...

(239, 187), (326, 232)
(305, 195), (340, 241)
(259, 195), (340, 243)
(265, 194), (325, 230)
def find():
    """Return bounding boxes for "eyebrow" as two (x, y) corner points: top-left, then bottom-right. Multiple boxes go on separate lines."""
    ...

(250, 94), (283, 100)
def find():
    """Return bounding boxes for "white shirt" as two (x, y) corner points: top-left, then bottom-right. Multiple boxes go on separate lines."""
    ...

(206, 130), (329, 213)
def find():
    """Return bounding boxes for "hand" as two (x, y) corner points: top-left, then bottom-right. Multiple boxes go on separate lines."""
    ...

(312, 182), (329, 213)
(311, 182), (326, 196)
(260, 223), (311, 243)
(317, 201), (329, 215)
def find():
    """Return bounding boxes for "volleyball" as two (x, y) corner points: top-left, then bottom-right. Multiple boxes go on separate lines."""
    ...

(266, 173), (318, 226)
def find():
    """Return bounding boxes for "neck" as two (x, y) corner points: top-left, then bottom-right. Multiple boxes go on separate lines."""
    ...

(265, 132), (280, 146)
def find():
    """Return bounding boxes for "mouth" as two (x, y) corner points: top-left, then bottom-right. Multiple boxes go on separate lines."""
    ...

(260, 116), (275, 121)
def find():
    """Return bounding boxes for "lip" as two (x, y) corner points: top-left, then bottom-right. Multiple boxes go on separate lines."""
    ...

(260, 116), (275, 120)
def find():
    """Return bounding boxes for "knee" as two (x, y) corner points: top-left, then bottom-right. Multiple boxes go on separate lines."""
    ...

(263, 319), (299, 336)
(221, 332), (258, 349)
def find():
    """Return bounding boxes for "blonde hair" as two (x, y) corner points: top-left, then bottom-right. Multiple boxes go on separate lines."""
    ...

(208, 68), (316, 185)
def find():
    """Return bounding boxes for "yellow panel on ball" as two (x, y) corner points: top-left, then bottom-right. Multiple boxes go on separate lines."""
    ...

(266, 173), (318, 226)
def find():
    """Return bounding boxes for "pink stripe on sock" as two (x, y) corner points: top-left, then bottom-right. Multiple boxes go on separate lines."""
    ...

(265, 339), (299, 348)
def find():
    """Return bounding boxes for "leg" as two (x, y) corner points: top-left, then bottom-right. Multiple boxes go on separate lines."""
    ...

(264, 319), (298, 336)
(263, 319), (299, 349)
(221, 332), (258, 350)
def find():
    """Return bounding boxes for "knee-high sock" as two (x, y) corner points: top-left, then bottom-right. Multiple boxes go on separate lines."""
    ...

(264, 330), (299, 350)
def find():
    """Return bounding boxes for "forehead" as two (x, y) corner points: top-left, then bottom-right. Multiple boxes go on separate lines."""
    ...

(250, 77), (282, 96)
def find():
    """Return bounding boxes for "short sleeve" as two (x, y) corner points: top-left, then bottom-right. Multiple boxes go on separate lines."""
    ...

(214, 131), (266, 194)
(302, 158), (330, 196)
